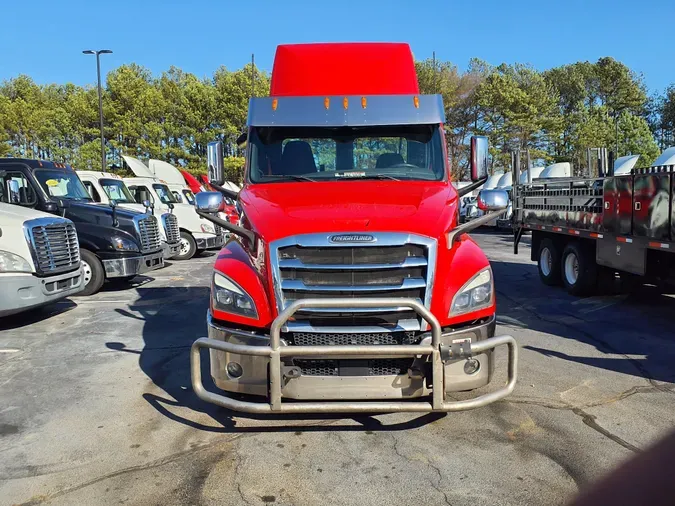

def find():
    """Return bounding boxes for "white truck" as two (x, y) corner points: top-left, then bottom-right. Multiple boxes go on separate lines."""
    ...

(147, 159), (196, 205)
(76, 170), (181, 260)
(121, 156), (224, 260)
(0, 194), (84, 317)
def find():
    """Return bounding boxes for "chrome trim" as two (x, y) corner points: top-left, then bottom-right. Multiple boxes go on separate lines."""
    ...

(269, 232), (437, 316)
(278, 256), (428, 270)
(22, 217), (80, 275)
(102, 251), (164, 278)
(281, 277), (426, 292)
(133, 214), (162, 253)
(284, 319), (420, 334)
(293, 302), (423, 313)
(160, 213), (180, 244)
(195, 234), (225, 250)
(248, 95), (446, 127)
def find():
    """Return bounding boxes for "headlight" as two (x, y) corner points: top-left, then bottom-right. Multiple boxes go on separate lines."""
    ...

(201, 223), (215, 234)
(111, 236), (140, 252)
(212, 272), (257, 318)
(0, 250), (32, 273)
(449, 268), (493, 316)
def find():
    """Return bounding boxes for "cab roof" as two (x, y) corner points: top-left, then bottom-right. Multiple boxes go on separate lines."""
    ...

(270, 43), (419, 97)
(0, 158), (73, 170)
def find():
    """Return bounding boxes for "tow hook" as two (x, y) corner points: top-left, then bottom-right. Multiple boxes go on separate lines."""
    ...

(282, 365), (302, 379)
(439, 340), (473, 363)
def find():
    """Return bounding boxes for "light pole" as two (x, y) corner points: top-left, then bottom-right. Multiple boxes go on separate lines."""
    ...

(83, 49), (112, 171)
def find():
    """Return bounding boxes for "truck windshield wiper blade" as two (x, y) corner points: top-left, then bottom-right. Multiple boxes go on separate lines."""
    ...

(353, 174), (400, 181)
(260, 174), (317, 182)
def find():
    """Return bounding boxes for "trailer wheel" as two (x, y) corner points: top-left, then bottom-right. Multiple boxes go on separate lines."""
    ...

(176, 231), (197, 260)
(79, 249), (105, 296)
(538, 238), (561, 286)
(561, 242), (597, 296)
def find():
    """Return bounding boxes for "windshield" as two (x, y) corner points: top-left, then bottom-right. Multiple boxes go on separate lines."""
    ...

(153, 183), (178, 204)
(100, 178), (136, 204)
(248, 124), (445, 183)
(182, 189), (195, 205)
(34, 169), (92, 201)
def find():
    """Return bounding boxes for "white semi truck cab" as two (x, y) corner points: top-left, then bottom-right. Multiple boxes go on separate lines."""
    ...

(121, 156), (224, 260)
(0, 200), (84, 317)
(76, 170), (181, 260)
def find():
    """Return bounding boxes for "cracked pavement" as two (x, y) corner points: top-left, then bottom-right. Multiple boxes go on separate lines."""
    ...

(1, 232), (674, 506)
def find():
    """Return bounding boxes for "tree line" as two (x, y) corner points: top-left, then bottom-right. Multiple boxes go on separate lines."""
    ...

(1, 56), (674, 181)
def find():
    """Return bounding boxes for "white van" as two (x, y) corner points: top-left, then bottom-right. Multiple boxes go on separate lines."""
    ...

(0, 200), (84, 317)
(148, 159), (195, 205)
(121, 156), (224, 260)
(77, 170), (181, 260)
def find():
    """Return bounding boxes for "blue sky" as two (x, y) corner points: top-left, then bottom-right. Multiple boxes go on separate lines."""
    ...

(1, 0), (673, 93)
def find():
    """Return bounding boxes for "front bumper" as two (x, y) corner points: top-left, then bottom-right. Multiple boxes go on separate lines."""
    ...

(191, 298), (517, 414)
(162, 241), (181, 260)
(193, 232), (225, 250)
(102, 250), (164, 278)
(0, 267), (84, 317)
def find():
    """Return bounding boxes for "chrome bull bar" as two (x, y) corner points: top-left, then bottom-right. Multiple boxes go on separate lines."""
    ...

(190, 298), (518, 413)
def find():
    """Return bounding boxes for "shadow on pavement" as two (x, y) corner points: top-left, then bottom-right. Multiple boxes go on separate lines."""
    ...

(105, 286), (446, 433)
(491, 259), (675, 385)
(0, 300), (78, 331)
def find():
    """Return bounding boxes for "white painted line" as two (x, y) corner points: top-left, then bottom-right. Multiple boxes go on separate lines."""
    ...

(0, 349), (21, 353)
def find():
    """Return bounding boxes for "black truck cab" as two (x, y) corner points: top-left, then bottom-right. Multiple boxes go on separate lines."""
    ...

(0, 158), (164, 295)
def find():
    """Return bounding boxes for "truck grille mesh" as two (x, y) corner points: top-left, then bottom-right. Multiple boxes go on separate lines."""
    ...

(138, 216), (161, 253)
(28, 222), (80, 275)
(162, 214), (180, 243)
(294, 359), (414, 376)
(291, 331), (419, 346)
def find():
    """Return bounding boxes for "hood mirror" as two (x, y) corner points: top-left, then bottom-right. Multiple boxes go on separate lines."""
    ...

(109, 199), (119, 227)
(195, 191), (224, 213)
(207, 141), (225, 186)
(477, 189), (509, 211)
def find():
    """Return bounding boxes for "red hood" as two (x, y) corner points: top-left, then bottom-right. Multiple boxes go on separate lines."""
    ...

(239, 181), (457, 244)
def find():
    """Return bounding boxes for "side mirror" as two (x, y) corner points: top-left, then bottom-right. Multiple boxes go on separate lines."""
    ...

(195, 191), (224, 213)
(142, 199), (151, 209)
(6, 180), (20, 203)
(477, 189), (509, 211)
(168, 202), (174, 211)
(109, 200), (119, 227)
(207, 141), (225, 186)
(470, 136), (489, 182)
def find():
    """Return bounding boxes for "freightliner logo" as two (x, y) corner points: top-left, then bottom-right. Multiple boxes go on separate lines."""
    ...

(329, 234), (375, 243)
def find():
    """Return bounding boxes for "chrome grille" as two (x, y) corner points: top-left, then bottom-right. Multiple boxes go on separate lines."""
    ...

(161, 213), (180, 243)
(137, 216), (161, 253)
(26, 219), (80, 275)
(272, 233), (436, 314)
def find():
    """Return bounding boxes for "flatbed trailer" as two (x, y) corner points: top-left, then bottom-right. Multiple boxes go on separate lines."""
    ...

(513, 160), (675, 294)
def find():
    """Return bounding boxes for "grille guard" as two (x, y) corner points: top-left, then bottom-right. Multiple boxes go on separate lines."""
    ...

(191, 298), (518, 413)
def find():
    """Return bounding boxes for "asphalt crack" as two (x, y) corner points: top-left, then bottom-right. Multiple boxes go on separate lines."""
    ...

(388, 433), (452, 505)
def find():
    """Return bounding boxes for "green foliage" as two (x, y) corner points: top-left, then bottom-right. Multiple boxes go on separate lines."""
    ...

(0, 56), (666, 179)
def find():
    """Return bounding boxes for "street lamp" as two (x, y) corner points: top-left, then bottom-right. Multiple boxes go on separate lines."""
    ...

(83, 49), (112, 171)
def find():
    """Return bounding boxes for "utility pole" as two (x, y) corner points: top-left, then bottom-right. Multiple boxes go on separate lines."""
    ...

(251, 53), (255, 98)
(83, 49), (112, 171)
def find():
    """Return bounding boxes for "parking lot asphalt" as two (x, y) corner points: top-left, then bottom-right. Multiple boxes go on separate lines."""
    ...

(1, 232), (674, 506)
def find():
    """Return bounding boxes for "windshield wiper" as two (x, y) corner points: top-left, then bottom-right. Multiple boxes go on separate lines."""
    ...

(353, 174), (401, 181)
(260, 174), (317, 182)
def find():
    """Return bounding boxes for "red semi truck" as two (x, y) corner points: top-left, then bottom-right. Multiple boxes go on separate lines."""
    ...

(190, 43), (518, 413)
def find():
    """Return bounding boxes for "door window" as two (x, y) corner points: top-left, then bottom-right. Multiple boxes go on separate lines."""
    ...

(0, 171), (38, 206)
(82, 181), (101, 202)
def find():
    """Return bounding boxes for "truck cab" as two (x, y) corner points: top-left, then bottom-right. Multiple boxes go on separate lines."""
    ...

(121, 156), (224, 260)
(189, 43), (518, 414)
(0, 159), (164, 296)
(147, 159), (196, 205)
(0, 198), (84, 317)
(77, 170), (181, 260)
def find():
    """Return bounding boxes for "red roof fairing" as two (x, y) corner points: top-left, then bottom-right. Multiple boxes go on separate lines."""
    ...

(270, 43), (420, 97)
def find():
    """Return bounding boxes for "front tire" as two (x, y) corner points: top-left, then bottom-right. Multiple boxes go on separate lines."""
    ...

(538, 238), (561, 286)
(561, 242), (597, 296)
(79, 249), (105, 296)
(175, 231), (197, 260)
